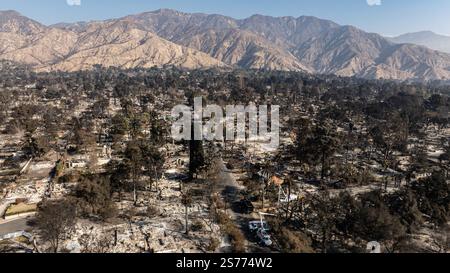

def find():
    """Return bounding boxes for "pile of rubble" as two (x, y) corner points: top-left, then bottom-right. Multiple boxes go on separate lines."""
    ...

(54, 173), (222, 253)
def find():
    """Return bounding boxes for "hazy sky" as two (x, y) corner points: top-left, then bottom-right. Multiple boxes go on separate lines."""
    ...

(1, 0), (450, 36)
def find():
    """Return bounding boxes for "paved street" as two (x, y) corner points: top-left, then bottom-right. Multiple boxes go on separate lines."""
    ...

(218, 159), (271, 253)
(0, 217), (33, 237)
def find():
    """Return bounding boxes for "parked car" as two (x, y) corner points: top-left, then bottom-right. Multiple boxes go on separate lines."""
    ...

(248, 221), (270, 232)
(256, 228), (272, 246)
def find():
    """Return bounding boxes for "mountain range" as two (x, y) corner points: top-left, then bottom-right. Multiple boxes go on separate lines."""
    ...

(1, 9), (450, 81)
(389, 31), (450, 54)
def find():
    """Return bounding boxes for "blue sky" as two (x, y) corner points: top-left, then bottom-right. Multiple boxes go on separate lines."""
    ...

(1, 0), (450, 36)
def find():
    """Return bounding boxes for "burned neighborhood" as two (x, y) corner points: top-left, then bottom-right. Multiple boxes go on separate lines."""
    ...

(0, 2), (449, 257)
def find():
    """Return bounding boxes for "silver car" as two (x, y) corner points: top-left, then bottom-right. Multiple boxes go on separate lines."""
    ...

(257, 228), (272, 246)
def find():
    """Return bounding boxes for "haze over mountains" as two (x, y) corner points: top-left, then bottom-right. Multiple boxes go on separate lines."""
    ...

(1, 9), (450, 81)
(390, 31), (450, 54)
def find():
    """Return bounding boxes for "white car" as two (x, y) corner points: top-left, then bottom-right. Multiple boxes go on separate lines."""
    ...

(248, 221), (269, 232)
(257, 228), (272, 246)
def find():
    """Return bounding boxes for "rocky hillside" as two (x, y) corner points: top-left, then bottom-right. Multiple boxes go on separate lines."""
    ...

(0, 10), (227, 72)
(2, 9), (450, 80)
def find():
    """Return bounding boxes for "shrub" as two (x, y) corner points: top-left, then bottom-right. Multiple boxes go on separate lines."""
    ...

(191, 220), (205, 232)
(215, 211), (231, 226)
(206, 237), (221, 252)
(215, 211), (246, 252)
(277, 227), (314, 253)
(227, 226), (246, 253)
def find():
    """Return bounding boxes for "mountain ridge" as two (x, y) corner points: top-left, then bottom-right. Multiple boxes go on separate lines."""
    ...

(1, 9), (450, 81)
(389, 31), (450, 54)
